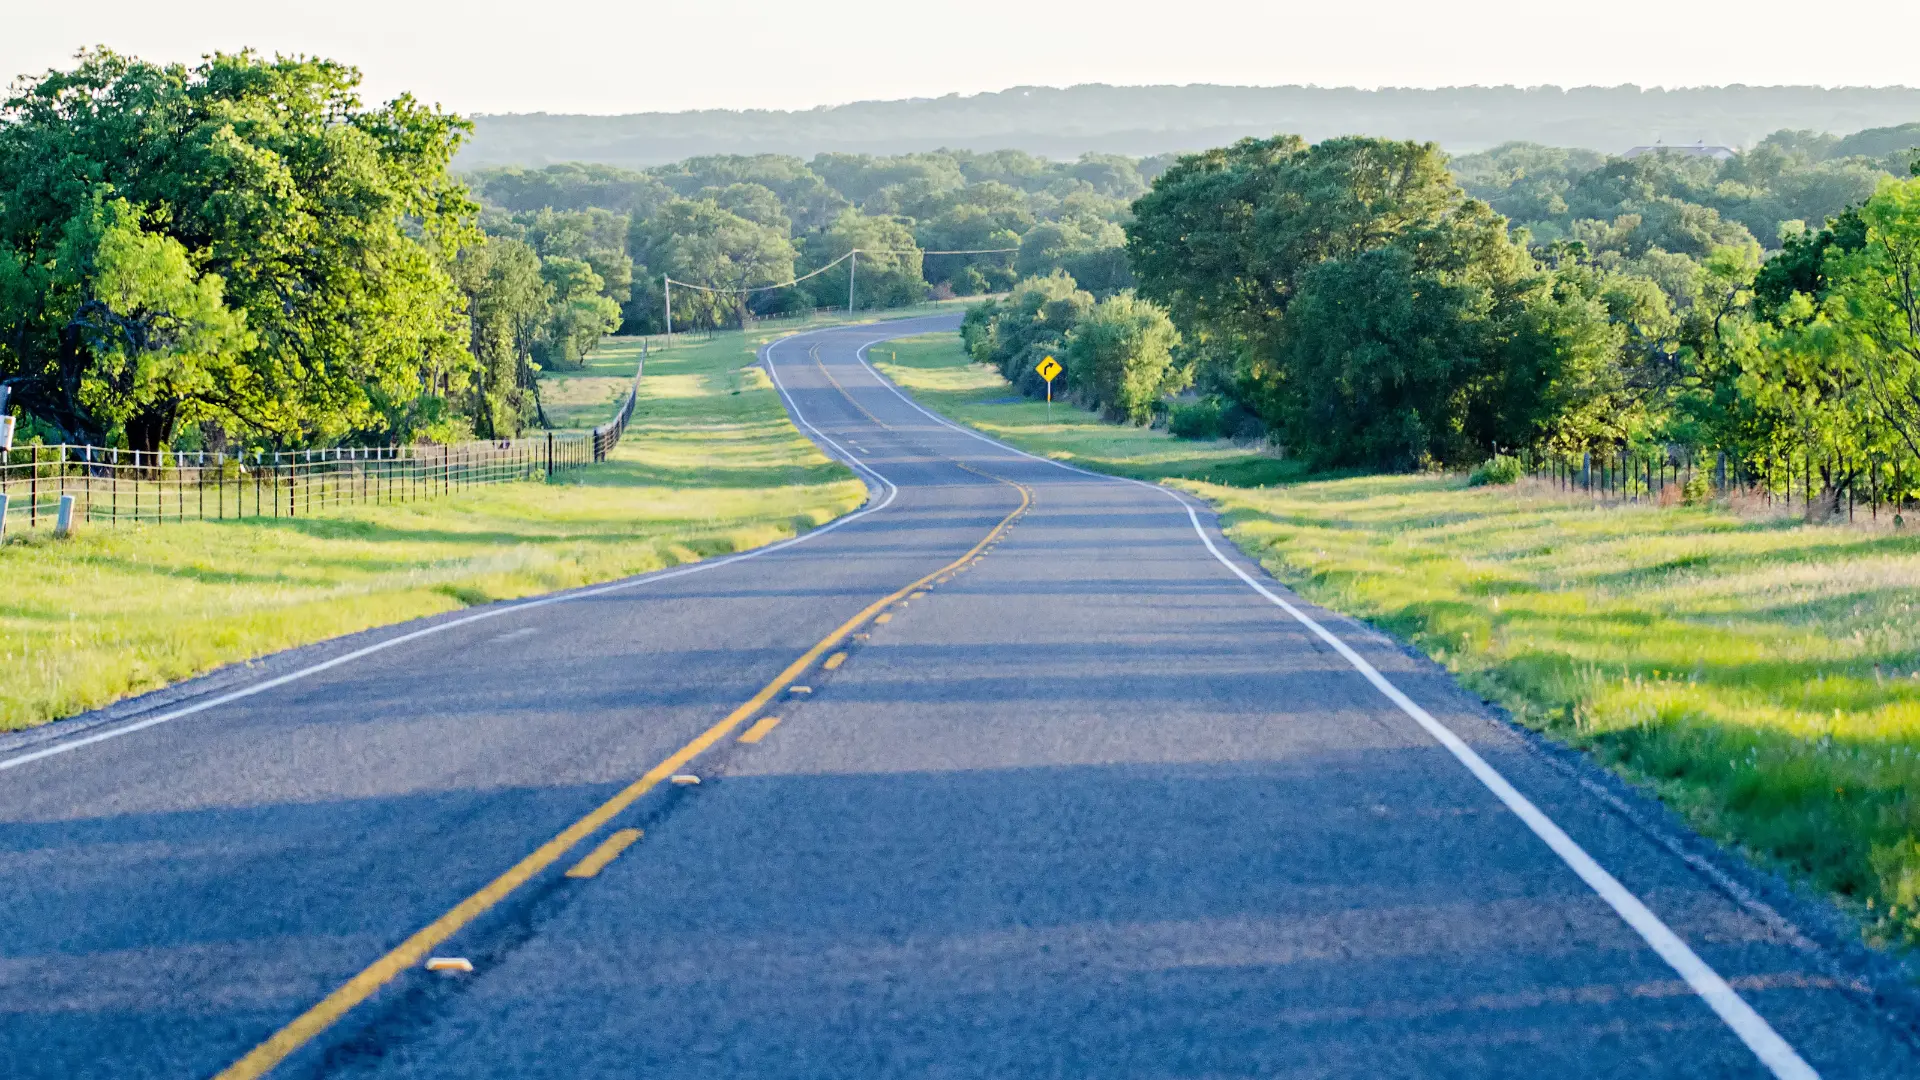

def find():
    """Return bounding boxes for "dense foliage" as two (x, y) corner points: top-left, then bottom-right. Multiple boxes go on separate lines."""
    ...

(467, 149), (1147, 333)
(0, 51), (651, 450)
(1120, 127), (1920, 504)
(0, 50), (477, 451)
(7, 46), (1917, 484)
(1128, 136), (1623, 468)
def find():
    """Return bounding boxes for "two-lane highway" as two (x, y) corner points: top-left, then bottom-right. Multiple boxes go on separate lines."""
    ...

(3, 316), (1916, 1077)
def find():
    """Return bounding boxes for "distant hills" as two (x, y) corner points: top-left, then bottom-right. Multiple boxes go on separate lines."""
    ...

(459, 84), (1920, 168)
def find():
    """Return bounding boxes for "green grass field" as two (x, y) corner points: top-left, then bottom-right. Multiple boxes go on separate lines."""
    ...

(0, 327), (867, 733)
(880, 330), (1920, 948)
(541, 300), (979, 431)
(874, 335), (1300, 486)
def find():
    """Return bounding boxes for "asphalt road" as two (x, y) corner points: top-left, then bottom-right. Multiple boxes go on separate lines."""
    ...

(3, 316), (1917, 1079)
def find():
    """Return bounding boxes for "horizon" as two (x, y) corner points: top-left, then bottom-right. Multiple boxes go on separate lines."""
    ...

(9, 0), (1920, 116)
(466, 82), (1920, 121)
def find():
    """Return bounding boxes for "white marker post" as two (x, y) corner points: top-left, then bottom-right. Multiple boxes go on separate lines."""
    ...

(1035, 355), (1062, 422)
(0, 408), (11, 542)
(55, 493), (75, 537)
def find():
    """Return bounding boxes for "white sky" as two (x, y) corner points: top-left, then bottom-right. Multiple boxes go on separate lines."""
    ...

(6, 0), (1918, 115)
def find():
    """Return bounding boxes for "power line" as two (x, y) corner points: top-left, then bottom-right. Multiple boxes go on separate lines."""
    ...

(661, 246), (1019, 296)
(663, 250), (856, 295)
(661, 244), (1023, 337)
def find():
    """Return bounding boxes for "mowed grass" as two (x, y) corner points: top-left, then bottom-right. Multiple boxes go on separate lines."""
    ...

(880, 330), (1920, 946)
(539, 340), (646, 430)
(0, 329), (865, 732)
(874, 334), (1300, 487)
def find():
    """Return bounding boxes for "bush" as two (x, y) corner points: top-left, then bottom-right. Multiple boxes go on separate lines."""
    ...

(1682, 471), (1712, 505)
(1467, 453), (1524, 486)
(1063, 291), (1186, 424)
(1168, 399), (1225, 439)
(961, 272), (1093, 398)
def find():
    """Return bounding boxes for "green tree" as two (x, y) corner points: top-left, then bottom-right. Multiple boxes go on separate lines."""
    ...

(633, 198), (795, 329)
(0, 49), (475, 450)
(916, 206), (1020, 295)
(1, 195), (257, 450)
(961, 272), (1093, 397)
(538, 257), (622, 368)
(1821, 177), (1920, 460)
(803, 212), (923, 310)
(455, 236), (548, 436)
(1131, 135), (1605, 467)
(1064, 292), (1185, 423)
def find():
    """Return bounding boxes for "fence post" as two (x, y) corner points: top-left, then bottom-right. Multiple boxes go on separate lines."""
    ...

(55, 493), (75, 537)
(0, 491), (8, 543)
(547, 432), (554, 478)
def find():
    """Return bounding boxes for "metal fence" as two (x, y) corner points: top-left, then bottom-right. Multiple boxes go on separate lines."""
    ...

(1532, 446), (1915, 523)
(0, 436), (591, 529)
(2, 368), (643, 533)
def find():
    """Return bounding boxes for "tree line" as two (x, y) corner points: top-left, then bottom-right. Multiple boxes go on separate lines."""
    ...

(464, 147), (1153, 334)
(0, 50), (631, 453)
(6, 45), (1918, 496)
(0, 50), (1160, 454)
(1113, 129), (1920, 516)
(962, 125), (1920, 522)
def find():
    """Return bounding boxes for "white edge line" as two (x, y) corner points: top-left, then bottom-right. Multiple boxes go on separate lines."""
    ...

(848, 334), (1820, 1080)
(0, 326), (905, 776)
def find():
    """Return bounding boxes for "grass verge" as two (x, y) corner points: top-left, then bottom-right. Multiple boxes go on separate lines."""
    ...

(0, 327), (866, 732)
(879, 330), (1920, 949)
(873, 336), (1300, 486)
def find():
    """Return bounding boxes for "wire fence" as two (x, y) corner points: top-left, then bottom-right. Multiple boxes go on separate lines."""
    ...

(2, 365), (643, 534)
(1530, 445), (1916, 524)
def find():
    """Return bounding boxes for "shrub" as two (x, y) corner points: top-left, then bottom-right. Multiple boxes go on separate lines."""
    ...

(1063, 291), (1187, 424)
(1168, 399), (1225, 439)
(1467, 453), (1524, 486)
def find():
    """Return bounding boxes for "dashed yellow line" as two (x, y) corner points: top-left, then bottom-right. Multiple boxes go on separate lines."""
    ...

(737, 715), (782, 744)
(565, 829), (642, 879)
(212, 441), (1032, 1080)
(823, 651), (848, 671)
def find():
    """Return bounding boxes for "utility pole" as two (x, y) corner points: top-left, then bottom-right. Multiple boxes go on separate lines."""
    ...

(847, 250), (857, 315)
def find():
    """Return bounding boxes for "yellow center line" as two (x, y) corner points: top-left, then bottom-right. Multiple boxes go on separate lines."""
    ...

(564, 829), (643, 879)
(214, 454), (1032, 1080)
(812, 344), (892, 429)
(737, 715), (782, 744)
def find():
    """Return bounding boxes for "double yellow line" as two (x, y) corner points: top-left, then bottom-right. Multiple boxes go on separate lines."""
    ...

(215, 351), (1031, 1079)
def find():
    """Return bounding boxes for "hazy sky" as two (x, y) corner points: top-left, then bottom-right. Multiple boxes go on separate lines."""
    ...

(7, 0), (1918, 115)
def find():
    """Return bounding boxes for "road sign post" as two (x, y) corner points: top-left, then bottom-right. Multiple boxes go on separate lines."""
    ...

(1035, 355), (1062, 421)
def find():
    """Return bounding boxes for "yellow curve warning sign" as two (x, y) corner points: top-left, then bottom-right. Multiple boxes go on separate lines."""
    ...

(1035, 356), (1062, 382)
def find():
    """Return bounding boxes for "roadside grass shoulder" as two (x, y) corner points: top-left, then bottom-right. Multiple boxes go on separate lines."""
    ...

(874, 334), (1301, 486)
(879, 329), (1920, 948)
(0, 325), (865, 732)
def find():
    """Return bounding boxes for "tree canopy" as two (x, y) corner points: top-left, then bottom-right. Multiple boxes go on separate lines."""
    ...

(0, 49), (475, 450)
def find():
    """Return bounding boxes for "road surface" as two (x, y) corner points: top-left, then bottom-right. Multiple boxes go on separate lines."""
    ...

(2, 316), (1915, 1078)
